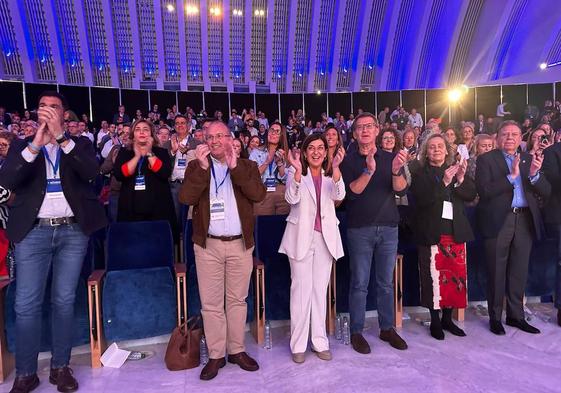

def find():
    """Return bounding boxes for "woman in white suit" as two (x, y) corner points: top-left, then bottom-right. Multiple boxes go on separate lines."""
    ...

(279, 133), (346, 363)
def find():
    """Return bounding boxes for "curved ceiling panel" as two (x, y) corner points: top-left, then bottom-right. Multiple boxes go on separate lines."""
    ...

(0, 0), (560, 92)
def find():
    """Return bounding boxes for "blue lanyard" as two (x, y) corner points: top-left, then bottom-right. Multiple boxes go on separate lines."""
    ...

(210, 161), (229, 196)
(137, 156), (145, 176)
(42, 147), (61, 178)
(268, 161), (274, 176)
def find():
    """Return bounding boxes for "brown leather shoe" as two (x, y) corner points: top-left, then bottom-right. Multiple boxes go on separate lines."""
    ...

(350, 333), (371, 354)
(200, 358), (226, 381)
(227, 352), (259, 371)
(379, 328), (408, 350)
(49, 367), (78, 393)
(9, 374), (39, 393)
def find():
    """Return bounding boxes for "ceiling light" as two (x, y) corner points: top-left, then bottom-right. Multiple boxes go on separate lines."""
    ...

(448, 89), (461, 102)
(540, 62), (548, 70)
(185, 5), (198, 15)
(317, 90), (321, 95)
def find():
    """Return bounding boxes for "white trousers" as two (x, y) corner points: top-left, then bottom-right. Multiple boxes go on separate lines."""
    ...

(289, 231), (333, 353)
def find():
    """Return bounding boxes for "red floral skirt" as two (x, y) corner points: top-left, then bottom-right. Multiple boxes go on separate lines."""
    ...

(418, 235), (467, 309)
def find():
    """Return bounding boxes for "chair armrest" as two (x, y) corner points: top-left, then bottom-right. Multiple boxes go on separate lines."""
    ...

(88, 270), (106, 286)
(174, 263), (187, 277)
(253, 257), (264, 269)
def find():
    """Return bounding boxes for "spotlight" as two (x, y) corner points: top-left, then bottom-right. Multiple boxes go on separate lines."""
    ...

(317, 90), (321, 95)
(259, 9), (265, 16)
(166, 4), (174, 12)
(209, 7), (221, 16)
(185, 5), (198, 15)
(254, 9), (259, 16)
(448, 89), (461, 102)
(540, 62), (548, 70)
(233, 9), (242, 16)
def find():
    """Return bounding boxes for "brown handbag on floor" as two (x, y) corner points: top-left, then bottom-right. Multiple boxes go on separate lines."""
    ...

(164, 315), (203, 371)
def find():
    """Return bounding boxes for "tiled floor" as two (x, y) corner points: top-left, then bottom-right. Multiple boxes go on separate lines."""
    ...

(1, 304), (560, 393)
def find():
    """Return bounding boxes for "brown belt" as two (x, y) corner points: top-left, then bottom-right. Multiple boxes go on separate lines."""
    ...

(207, 234), (243, 241)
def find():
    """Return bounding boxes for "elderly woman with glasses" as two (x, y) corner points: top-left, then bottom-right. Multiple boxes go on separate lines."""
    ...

(410, 133), (476, 340)
(249, 121), (290, 215)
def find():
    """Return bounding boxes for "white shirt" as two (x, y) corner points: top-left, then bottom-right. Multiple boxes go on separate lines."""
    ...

(171, 136), (190, 181)
(96, 129), (109, 147)
(83, 131), (94, 143)
(22, 141), (76, 218)
(101, 137), (121, 159)
(497, 104), (507, 117)
(207, 157), (242, 236)
(257, 118), (269, 129)
(408, 113), (423, 127)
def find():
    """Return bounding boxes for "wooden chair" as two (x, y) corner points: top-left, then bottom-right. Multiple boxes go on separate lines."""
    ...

(0, 279), (13, 382)
(326, 261), (337, 335)
(251, 258), (265, 344)
(394, 254), (404, 328)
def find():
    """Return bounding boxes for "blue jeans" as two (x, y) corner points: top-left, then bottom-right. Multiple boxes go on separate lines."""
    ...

(347, 225), (398, 333)
(553, 225), (561, 310)
(14, 224), (89, 376)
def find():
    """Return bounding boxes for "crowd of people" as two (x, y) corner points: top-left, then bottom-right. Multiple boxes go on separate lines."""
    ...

(1, 90), (561, 391)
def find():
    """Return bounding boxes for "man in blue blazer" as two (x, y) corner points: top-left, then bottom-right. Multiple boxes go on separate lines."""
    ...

(475, 120), (550, 336)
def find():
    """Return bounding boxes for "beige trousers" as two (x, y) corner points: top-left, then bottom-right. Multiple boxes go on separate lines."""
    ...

(194, 238), (254, 359)
(289, 231), (333, 354)
(253, 184), (290, 216)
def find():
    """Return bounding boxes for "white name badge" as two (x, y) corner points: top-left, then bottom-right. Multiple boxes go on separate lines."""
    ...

(46, 178), (64, 199)
(135, 175), (146, 191)
(210, 199), (225, 220)
(177, 158), (187, 168)
(265, 177), (276, 192)
(442, 201), (453, 220)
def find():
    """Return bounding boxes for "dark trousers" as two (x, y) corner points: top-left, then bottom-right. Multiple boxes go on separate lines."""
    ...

(484, 211), (534, 321)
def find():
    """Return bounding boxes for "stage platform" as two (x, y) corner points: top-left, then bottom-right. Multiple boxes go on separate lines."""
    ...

(1, 303), (560, 393)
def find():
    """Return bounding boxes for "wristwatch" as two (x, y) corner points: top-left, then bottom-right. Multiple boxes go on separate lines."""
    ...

(55, 133), (68, 144)
(362, 167), (373, 176)
(146, 152), (155, 158)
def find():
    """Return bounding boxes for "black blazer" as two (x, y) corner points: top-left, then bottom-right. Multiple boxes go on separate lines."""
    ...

(410, 164), (476, 246)
(113, 146), (177, 237)
(0, 137), (107, 242)
(475, 149), (551, 239)
(543, 143), (561, 225)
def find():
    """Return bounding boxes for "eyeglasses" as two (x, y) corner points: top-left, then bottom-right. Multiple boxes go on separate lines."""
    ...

(355, 122), (376, 132)
(269, 128), (281, 135)
(205, 133), (231, 142)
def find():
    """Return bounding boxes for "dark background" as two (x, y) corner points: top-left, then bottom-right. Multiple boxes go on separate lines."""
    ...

(1, 82), (558, 129)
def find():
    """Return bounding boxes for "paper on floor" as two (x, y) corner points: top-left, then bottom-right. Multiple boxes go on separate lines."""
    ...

(101, 343), (131, 368)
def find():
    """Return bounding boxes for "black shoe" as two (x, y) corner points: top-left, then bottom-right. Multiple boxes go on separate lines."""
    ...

(9, 374), (39, 393)
(441, 320), (466, 337)
(505, 318), (540, 334)
(200, 358), (226, 381)
(49, 367), (78, 393)
(379, 329), (408, 350)
(350, 333), (371, 354)
(489, 320), (505, 335)
(430, 322), (444, 340)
